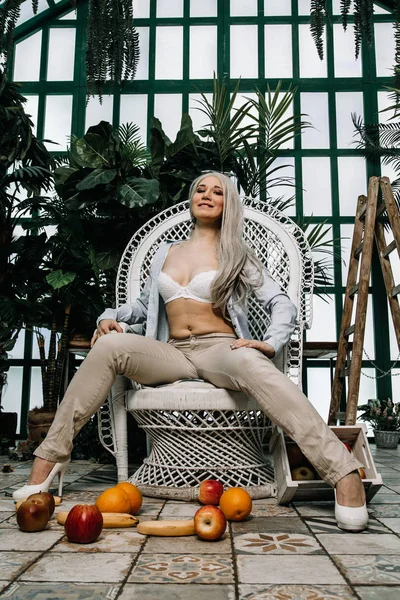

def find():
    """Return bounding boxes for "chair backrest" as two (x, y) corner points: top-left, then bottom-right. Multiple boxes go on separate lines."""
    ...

(116, 198), (314, 388)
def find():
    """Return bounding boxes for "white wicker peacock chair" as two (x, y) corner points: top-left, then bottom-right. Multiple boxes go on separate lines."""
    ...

(98, 198), (314, 500)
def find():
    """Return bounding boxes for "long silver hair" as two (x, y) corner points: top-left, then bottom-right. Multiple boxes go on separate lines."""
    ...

(188, 172), (263, 319)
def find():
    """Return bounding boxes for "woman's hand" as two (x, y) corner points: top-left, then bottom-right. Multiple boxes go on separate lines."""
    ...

(91, 319), (123, 347)
(230, 338), (275, 358)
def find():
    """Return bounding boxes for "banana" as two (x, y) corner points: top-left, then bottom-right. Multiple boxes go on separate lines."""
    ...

(56, 511), (138, 528)
(137, 519), (195, 536)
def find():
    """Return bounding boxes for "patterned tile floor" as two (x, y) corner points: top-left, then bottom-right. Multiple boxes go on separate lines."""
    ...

(0, 446), (400, 599)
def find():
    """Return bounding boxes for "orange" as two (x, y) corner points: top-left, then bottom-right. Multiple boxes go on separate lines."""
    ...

(116, 482), (143, 514)
(95, 486), (131, 514)
(219, 487), (252, 521)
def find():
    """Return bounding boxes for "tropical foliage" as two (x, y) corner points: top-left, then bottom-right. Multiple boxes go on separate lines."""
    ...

(358, 398), (400, 431)
(0, 68), (53, 407)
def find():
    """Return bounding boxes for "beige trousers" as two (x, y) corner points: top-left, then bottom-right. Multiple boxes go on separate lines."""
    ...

(35, 332), (361, 486)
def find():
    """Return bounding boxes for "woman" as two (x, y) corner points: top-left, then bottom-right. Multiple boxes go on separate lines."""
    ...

(13, 172), (368, 531)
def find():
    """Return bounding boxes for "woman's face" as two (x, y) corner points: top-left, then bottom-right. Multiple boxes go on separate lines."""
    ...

(191, 175), (224, 224)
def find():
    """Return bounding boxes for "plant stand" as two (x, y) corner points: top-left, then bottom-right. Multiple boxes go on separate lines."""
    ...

(374, 430), (400, 449)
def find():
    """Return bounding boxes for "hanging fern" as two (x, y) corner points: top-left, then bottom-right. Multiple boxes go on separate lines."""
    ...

(0, 0), (39, 69)
(86, 0), (140, 98)
(340, 0), (352, 31)
(310, 0), (328, 61)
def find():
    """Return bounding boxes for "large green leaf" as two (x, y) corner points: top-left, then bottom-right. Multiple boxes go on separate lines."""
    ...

(46, 270), (76, 290)
(150, 117), (171, 173)
(70, 134), (111, 169)
(117, 177), (160, 208)
(95, 249), (121, 270)
(167, 114), (196, 158)
(76, 168), (118, 191)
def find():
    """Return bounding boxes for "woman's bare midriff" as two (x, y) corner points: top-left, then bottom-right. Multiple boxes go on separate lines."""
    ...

(166, 298), (236, 339)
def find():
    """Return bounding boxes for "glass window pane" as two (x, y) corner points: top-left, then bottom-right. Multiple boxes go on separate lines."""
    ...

(357, 367), (376, 436)
(30, 367), (44, 410)
(157, 0), (183, 17)
(85, 95), (113, 131)
(13, 31), (42, 81)
(9, 330), (25, 360)
(307, 294), (336, 342)
(2, 367), (23, 430)
(302, 157), (332, 216)
(17, 0), (47, 25)
(47, 28), (76, 81)
(120, 94), (148, 144)
(336, 92), (363, 148)
(265, 25), (292, 78)
(267, 157), (295, 216)
(136, 27), (149, 79)
(301, 92), (329, 149)
(189, 93), (212, 132)
(265, 0), (291, 16)
(230, 25), (258, 78)
(298, 0), (311, 15)
(333, 24), (362, 78)
(32, 328), (51, 360)
(353, 295), (375, 359)
(190, 26), (217, 79)
(307, 368), (331, 420)
(340, 224), (372, 286)
(231, 0), (257, 16)
(375, 23), (395, 77)
(380, 160), (397, 185)
(24, 95), (39, 131)
(299, 24), (327, 78)
(59, 10), (77, 20)
(135, 0), (150, 18)
(155, 26), (183, 79)
(44, 96), (73, 151)
(338, 157), (367, 216)
(154, 94), (182, 141)
(190, 0), (217, 17)
(392, 370), (400, 403)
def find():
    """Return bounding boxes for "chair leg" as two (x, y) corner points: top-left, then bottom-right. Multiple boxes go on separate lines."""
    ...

(110, 375), (130, 481)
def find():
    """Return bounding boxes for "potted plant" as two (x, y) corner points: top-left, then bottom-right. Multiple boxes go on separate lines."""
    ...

(358, 398), (400, 448)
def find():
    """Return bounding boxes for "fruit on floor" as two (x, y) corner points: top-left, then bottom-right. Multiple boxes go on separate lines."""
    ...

(16, 497), (50, 532)
(219, 487), (252, 521)
(26, 492), (55, 518)
(194, 505), (227, 540)
(137, 519), (195, 536)
(95, 486), (131, 514)
(291, 466), (316, 481)
(116, 482), (143, 514)
(198, 479), (224, 505)
(64, 504), (103, 543)
(58, 511), (138, 528)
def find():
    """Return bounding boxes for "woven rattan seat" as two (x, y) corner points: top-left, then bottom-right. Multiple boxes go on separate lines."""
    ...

(98, 198), (314, 499)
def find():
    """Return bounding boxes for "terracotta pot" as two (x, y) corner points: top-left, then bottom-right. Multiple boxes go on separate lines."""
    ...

(27, 409), (56, 443)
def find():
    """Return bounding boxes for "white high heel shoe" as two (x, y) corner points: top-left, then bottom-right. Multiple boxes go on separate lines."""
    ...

(334, 489), (368, 532)
(12, 459), (71, 501)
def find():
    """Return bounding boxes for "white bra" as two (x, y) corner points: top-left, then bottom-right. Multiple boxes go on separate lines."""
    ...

(158, 270), (217, 304)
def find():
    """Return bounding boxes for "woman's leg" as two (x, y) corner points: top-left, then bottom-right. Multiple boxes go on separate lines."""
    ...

(32, 334), (198, 475)
(188, 338), (363, 488)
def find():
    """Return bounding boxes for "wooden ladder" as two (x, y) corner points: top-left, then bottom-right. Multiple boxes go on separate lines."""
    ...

(328, 176), (400, 426)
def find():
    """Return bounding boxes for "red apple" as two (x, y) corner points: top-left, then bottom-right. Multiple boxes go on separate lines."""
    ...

(343, 442), (352, 453)
(194, 505), (227, 541)
(291, 466), (316, 481)
(27, 492), (55, 518)
(64, 504), (103, 544)
(198, 479), (224, 505)
(17, 498), (50, 532)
